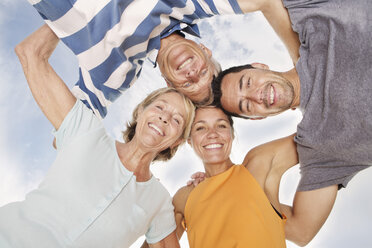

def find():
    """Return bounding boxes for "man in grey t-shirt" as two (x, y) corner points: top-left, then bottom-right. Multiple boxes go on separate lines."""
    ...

(213, 0), (372, 245)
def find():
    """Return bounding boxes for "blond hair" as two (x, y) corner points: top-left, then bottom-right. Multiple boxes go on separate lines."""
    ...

(123, 87), (195, 162)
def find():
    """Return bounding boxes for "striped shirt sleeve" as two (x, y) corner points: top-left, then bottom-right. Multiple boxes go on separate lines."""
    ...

(29, 0), (242, 119)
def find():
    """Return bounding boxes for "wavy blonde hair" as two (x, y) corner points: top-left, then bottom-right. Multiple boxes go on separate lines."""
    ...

(123, 87), (195, 162)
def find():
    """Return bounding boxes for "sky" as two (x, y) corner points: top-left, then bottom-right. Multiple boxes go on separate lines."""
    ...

(1, 1), (372, 247)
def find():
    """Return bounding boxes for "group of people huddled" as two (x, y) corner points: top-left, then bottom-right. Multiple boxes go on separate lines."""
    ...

(1, 0), (371, 247)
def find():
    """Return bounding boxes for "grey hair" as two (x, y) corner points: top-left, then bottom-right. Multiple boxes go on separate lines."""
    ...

(210, 56), (222, 77)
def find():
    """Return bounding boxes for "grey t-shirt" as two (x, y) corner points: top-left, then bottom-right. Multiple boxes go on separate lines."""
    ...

(283, 0), (372, 191)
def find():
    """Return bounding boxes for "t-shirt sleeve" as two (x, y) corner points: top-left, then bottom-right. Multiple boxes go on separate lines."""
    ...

(28, 0), (123, 118)
(53, 100), (103, 150)
(196, 0), (243, 15)
(145, 196), (177, 244)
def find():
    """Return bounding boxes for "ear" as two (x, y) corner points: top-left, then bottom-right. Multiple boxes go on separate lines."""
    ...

(187, 137), (192, 146)
(249, 116), (266, 120)
(199, 43), (212, 58)
(251, 62), (269, 70)
(137, 105), (144, 116)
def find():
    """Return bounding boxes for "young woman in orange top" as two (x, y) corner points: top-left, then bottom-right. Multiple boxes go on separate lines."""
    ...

(173, 106), (298, 247)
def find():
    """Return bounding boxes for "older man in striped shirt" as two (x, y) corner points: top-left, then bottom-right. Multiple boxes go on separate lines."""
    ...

(29, 0), (298, 119)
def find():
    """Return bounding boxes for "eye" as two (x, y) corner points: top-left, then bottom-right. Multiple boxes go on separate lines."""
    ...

(218, 124), (227, 129)
(173, 118), (180, 125)
(245, 100), (250, 112)
(156, 105), (163, 110)
(247, 77), (251, 87)
(195, 126), (205, 131)
(182, 82), (191, 88)
(201, 68), (208, 77)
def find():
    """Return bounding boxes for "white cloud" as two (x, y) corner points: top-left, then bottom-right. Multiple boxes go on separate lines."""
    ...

(2, 2), (372, 248)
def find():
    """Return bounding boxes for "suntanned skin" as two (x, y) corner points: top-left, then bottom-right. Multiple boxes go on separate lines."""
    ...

(236, 0), (300, 63)
(15, 24), (181, 248)
(217, 3), (338, 244)
(220, 65), (338, 245)
(156, 0), (300, 105)
(281, 185), (338, 246)
(173, 126), (298, 241)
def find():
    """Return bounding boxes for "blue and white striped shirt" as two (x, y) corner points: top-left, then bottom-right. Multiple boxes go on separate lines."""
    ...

(29, 0), (242, 118)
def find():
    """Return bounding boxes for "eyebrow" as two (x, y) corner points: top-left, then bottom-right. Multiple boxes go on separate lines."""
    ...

(239, 74), (243, 90)
(193, 118), (229, 126)
(238, 74), (244, 112)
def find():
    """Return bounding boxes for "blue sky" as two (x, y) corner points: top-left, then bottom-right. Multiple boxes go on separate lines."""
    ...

(1, 1), (371, 247)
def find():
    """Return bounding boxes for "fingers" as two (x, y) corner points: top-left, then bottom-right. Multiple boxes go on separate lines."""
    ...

(191, 172), (206, 179)
(187, 172), (206, 186)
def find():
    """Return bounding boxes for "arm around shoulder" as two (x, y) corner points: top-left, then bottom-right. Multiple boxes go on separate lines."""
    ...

(244, 133), (298, 178)
(244, 134), (298, 212)
(282, 185), (338, 246)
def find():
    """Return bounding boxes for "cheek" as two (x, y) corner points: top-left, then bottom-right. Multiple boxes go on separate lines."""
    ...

(190, 137), (202, 153)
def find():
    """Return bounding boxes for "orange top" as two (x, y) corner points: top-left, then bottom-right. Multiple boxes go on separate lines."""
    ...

(184, 165), (286, 248)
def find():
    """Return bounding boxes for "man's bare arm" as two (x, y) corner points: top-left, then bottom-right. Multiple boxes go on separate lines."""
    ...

(243, 134), (298, 211)
(281, 185), (338, 246)
(15, 24), (76, 130)
(237, 0), (300, 63)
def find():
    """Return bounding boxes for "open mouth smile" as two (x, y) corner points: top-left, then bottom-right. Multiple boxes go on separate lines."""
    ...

(270, 85), (275, 105)
(203, 143), (223, 149)
(178, 57), (193, 70)
(148, 123), (164, 136)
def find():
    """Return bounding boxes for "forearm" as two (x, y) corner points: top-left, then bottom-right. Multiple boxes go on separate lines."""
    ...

(141, 241), (149, 248)
(261, 0), (300, 64)
(281, 186), (338, 246)
(15, 25), (76, 129)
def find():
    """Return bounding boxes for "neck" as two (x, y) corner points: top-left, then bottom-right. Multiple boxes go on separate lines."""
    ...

(283, 67), (301, 108)
(203, 159), (234, 178)
(116, 139), (158, 182)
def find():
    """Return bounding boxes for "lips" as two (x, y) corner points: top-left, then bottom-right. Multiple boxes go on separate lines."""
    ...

(148, 123), (164, 136)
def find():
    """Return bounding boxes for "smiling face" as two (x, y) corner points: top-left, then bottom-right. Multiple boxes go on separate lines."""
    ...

(135, 92), (187, 153)
(189, 107), (233, 165)
(220, 68), (295, 118)
(158, 39), (215, 104)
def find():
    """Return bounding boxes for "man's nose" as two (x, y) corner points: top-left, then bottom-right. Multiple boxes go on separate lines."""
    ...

(186, 68), (199, 82)
(245, 89), (263, 104)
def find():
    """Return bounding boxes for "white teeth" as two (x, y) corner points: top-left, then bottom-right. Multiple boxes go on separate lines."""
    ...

(270, 86), (274, 105)
(204, 144), (223, 149)
(178, 58), (192, 70)
(149, 123), (164, 136)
